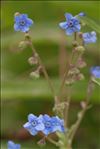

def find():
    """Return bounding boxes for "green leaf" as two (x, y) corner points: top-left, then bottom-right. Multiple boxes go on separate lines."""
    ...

(79, 16), (100, 33)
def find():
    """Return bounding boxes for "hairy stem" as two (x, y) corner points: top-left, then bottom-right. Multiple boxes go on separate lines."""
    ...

(25, 34), (56, 97)
(69, 79), (94, 144)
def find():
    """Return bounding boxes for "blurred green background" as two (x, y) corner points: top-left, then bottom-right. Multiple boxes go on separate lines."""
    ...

(1, 1), (100, 149)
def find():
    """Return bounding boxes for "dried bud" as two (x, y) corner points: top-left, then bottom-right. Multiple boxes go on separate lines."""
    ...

(37, 138), (46, 146)
(30, 71), (40, 79)
(78, 32), (83, 38)
(28, 57), (38, 65)
(14, 12), (20, 16)
(19, 41), (27, 50)
(76, 73), (85, 81)
(25, 32), (31, 40)
(68, 67), (80, 75)
(65, 78), (75, 85)
(72, 41), (79, 47)
(75, 46), (85, 53)
(77, 58), (87, 68)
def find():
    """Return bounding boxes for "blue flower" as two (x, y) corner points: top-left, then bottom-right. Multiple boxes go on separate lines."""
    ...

(90, 66), (100, 78)
(83, 31), (97, 44)
(51, 116), (65, 133)
(78, 12), (86, 17)
(23, 114), (44, 136)
(59, 13), (81, 35)
(7, 141), (21, 149)
(42, 115), (65, 135)
(14, 13), (33, 32)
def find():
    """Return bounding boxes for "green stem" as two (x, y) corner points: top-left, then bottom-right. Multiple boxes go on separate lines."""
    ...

(69, 79), (94, 144)
(46, 136), (59, 147)
(26, 35), (56, 97)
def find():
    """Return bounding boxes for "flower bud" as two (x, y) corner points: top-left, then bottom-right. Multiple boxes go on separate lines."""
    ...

(77, 58), (87, 68)
(28, 57), (38, 65)
(76, 73), (85, 80)
(78, 32), (83, 38)
(37, 138), (46, 146)
(72, 41), (79, 47)
(68, 67), (80, 75)
(75, 46), (85, 52)
(30, 71), (40, 79)
(14, 12), (20, 16)
(18, 41), (27, 50)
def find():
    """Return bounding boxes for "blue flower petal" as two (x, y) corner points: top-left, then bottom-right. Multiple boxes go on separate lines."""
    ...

(35, 123), (44, 131)
(74, 24), (81, 31)
(14, 24), (20, 31)
(65, 13), (73, 21)
(28, 114), (37, 123)
(90, 66), (100, 78)
(21, 26), (29, 32)
(7, 141), (21, 149)
(65, 28), (73, 35)
(27, 18), (33, 26)
(59, 22), (68, 29)
(14, 16), (20, 23)
(29, 128), (38, 136)
(23, 122), (31, 129)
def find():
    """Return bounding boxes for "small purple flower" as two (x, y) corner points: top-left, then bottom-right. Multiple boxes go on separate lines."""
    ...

(42, 115), (65, 135)
(83, 31), (97, 44)
(14, 13), (33, 32)
(7, 141), (21, 149)
(23, 114), (44, 136)
(59, 13), (81, 35)
(78, 12), (86, 17)
(90, 66), (100, 78)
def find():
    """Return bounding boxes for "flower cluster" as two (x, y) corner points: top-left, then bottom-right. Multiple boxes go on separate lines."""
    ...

(90, 66), (100, 78)
(7, 141), (21, 149)
(23, 114), (65, 136)
(59, 12), (97, 45)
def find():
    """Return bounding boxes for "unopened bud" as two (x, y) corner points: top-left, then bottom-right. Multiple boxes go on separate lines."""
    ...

(28, 57), (38, 65)
(75, 46), (85, 52)
(19, 41), (27, 50)
(30, 71), (40, 79)
(68, 67), (80, 75)
(37, 138), (46, 146)
(77, 73), (85, 80)
(77, 58), (87, 68)
(14, 12), (20, 16)
(78, 32), (83, 38)
(72, 41), (79, 47)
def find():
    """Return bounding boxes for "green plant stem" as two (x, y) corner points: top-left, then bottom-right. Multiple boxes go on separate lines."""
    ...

(69, 79), (94, 144)
(46, 136), (59, 147)
(26, 35), (56, 97)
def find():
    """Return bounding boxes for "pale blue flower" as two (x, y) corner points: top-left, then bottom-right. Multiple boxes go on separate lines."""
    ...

(90, 66), (100, 78)
(59, 13), (81, 35)
(83, 31), (97, 44)
(78, 12), (86, 17)
(7, 141), (21, 149)
(42, 115), (65, 135)
(23, 114), (44, 136)
(51, 116), (65, 133)
(14, 13), (33, 32)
